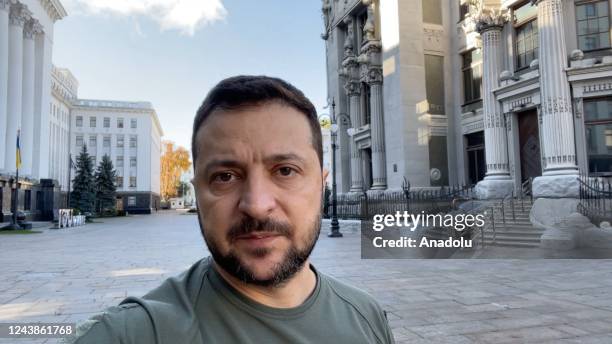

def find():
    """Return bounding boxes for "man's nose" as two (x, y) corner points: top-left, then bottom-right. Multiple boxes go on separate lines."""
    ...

(238, 172), (276, 220)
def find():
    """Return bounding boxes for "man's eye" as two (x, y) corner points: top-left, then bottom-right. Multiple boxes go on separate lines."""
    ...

(212, 172), (235, 183)
(277, 167), (296, 177)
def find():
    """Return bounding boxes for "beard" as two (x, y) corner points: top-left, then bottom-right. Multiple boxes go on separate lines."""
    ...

(201, 213), (322, 287)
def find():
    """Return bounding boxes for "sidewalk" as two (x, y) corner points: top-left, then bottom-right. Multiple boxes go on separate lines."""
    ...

(0, 211), (611, 343)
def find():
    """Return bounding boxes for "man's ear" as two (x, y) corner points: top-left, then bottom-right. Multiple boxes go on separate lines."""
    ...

(322, 168), (330, 191)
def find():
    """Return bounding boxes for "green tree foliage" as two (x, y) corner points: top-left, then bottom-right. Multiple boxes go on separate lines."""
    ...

(70, 145), (96, 213)
(95, 154), (117, 214)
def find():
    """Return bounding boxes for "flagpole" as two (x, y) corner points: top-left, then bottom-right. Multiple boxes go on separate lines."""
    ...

(12, 159), (19, 227)
(4, 129), (22, 230)
(67, 154), (72, 208)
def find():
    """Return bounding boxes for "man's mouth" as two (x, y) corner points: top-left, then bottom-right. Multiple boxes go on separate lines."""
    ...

(235, 232), (283, 241)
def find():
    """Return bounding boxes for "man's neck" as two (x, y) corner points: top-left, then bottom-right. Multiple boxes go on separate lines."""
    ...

(213, 260), (317, 309)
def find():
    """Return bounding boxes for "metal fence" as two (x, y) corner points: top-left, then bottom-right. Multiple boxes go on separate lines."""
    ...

(325, 178), (475, 220)
(578, 173), (612, 225)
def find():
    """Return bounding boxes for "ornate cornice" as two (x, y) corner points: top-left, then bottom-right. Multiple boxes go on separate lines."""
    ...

(40, 0), (68, 22)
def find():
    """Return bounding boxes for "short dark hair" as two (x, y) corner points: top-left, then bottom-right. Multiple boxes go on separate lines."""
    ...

(192, 75), (322, 169)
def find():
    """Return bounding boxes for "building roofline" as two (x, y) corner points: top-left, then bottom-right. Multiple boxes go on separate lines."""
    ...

(72, 98), (164, 137)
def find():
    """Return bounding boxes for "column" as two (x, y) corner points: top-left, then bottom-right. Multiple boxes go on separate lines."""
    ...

(531, 0), (579, 198)
(474, 10), (514, 199)
(0, 0), (9, 171)
(346, 80), (363, 192)
(5, 4), (29, 171)
(368, 67), (387, 190)
(21, 19), (38, 177)
(342, 16), (364, 192)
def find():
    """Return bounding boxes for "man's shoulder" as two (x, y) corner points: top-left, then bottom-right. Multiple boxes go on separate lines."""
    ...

(64, 258), (213, 344)
(321, 271), (382, 312)
(319, 271), (394, 343)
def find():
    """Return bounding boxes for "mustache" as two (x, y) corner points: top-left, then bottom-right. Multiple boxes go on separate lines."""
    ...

(227, 216), (292, 242)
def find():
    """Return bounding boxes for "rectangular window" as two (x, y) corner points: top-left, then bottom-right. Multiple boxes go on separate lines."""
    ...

(425, 54), (446, 115)
(116, 156), (124, 167)
(90, 116), (96, 128)
(514, 1), (538, 70)
(76, 116), (83, 127)
(576, 0), (610, 51)
(129, 176), (137, 188)
(103, 117), (110, 128)
(103, 136), (111, 147)
(24, 190), (31, 211)
(128, 196), (136, 206)
(76, 135), (83, 146)
(515, 20), (539, 70)
(131, 118), (137, 129)
(117, 118), (124, 129)
(423, 0), (442, 24)
(117, 136), (124, 148)
(89, 136), (97, 148)
(584, 97), (612, 174)
(130, 157), (137, 167)
(130, 136), (137, 148)
(115, 176), (123, 187)
(462, 49), (482, 103)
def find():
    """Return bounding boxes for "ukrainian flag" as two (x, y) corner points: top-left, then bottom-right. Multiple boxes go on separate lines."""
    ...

(16, 129), (21, 169)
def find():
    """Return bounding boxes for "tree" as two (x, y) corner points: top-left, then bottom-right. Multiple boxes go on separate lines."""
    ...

(176, 181), (190, 198)
(70, 145), (96, 213)
(95, 154), (117, 215)
(160, 142), (191, 201)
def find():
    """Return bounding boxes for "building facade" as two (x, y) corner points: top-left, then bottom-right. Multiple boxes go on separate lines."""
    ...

(49, 65), (77, 192)
(322, 0), (612, 199)
(0, 0), (66, 222)
(71, 99), (163, 214)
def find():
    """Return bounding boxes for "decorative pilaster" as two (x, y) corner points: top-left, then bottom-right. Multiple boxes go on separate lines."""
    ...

(345, 80), (364, 192)
(367, 67), (387, 190)
(474, 8), (514, 199)
(20, 19), (39, 176)
(341, 16), (364, 192)
(4, 4), (29, 171)
(531, 0), (580, 198)
(0, 0), (10, 171)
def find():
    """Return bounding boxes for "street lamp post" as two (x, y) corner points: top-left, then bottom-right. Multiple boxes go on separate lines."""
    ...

(327, 99), (353, 238)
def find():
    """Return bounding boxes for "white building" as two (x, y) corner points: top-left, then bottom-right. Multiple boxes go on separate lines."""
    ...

(321, 0), (612, 201)
(49, 65), (77, 192)
(71, 99), (163, 213)
(0, 0), (66, 222)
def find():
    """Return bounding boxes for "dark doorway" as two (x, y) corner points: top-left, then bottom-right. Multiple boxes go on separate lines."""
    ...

(466, 131), (486, 185)
(362, 148), (373, 189)
(518, 109), (542, 182)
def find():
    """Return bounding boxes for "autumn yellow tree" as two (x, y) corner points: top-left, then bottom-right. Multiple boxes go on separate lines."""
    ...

(160, 141), (191, 201)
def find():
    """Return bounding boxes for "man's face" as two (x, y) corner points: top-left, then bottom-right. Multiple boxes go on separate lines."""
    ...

(193, 101), (328, 287)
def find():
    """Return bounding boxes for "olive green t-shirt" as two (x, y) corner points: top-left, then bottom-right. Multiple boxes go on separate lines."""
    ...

(65, 257), (395, 344)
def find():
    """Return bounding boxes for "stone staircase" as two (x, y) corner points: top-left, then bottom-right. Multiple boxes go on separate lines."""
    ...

(482, 198), (544, 248)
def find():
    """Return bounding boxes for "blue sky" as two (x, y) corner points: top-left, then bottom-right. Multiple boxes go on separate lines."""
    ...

(53, 0), (327, 151)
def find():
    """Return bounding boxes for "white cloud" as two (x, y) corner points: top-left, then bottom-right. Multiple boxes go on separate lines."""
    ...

(65, 0), (227, 35)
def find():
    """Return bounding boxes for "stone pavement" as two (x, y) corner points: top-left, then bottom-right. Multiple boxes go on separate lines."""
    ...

(0, 211), (611, 343)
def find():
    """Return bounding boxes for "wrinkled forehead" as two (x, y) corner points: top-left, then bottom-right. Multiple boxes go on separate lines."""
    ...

(193, 103), (317, 169)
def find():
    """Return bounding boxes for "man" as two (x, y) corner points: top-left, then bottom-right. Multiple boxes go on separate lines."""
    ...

(67, 76), (395, 344)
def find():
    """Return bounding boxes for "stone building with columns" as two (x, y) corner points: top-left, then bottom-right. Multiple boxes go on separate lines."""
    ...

(0, 0), (66, 221)
(322, 0), (612, 201)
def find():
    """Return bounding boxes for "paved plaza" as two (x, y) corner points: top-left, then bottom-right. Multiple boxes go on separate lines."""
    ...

(0, 211), (612, 343)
